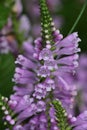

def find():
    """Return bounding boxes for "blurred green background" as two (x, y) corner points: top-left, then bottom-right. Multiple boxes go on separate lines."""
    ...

(61, 0), (87, 52)
(0, 0), (87, 129)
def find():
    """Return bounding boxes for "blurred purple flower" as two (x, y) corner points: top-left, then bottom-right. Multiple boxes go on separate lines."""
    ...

(12, 0), (23, 15)
(70, 111), (87, 130)
(0, 35), (18, 56)
(77, 54), (87, 90)
(19, 15), (31, 37)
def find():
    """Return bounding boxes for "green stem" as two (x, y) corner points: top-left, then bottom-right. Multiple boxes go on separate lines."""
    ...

(68, 0), (87, 34)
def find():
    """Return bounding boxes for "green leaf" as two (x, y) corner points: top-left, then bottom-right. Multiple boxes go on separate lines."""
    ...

(0, 0), (15, 29)
(0, 2), (11, 29)
(0, 54), (15, 96)
(0, 54), (15, 129)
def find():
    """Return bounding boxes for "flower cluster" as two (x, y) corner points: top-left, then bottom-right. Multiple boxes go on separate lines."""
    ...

(1, 0), (87, 130)
(61, 53), (87, 115)
(8, 20), (81, 130)
(70, 111), (87, 130)
(74, 54), (87, 113)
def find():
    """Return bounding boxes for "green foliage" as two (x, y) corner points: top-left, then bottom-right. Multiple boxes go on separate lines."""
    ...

(60, 0), (87, 52)
(0, 4), (10, 29)
(68, 0), (87, 34)
(0, 54), (15, 96)
(0, 0), (14, 29)
(0, 2), (15, 129)
(52, 100), (72, 130)
(0, 54), (15, 129)
(12, 15), (25, 46)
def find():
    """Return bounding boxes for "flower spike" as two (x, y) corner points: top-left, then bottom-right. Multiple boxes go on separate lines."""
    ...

(39, 0), (55, 45)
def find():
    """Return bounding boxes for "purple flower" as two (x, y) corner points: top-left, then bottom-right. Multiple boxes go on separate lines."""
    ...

(10, 30), (80, 128)
(74, 54), (87, 113)
(15, 55), (36, 69)
(2, 9), (80, 127)
(44, 59), (58, 70)
(23, 113), (48, 130)
(14, 95), (34, 113)
(13, 67), (36, 84)
(39, 48), (53, 60)
(49, 107), (59, 130)
(19, 15), (31, 37)
(13, 125), (25, 130)
(12, 0), (23, 15)
(0, 0), (83, 129)
(13, 84), (34, 96)
(44, 78), (55, 91)
(37, 101), (46, 112)
(33, 78), (55, 99)
(37, 66), (50, 77)
(0, 36), (10, 54)
(22, 39), (35, 59)
(0, 36), (18, 55)
(33, 37), (42, 59)
(53, 32), (81, 73)
(33, 83), (47, 99)
(53, 76), (76, 114)
(17, 103), (37, 122)
(77, 54), (87, 90)
(71, 111), (87, 130)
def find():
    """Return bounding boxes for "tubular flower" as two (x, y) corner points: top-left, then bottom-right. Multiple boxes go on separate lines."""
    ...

(11, 29), (80, 129)
(0, 36), (10, 54)
(70, 111), (87, 130)
(2, 0), (81, 129)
